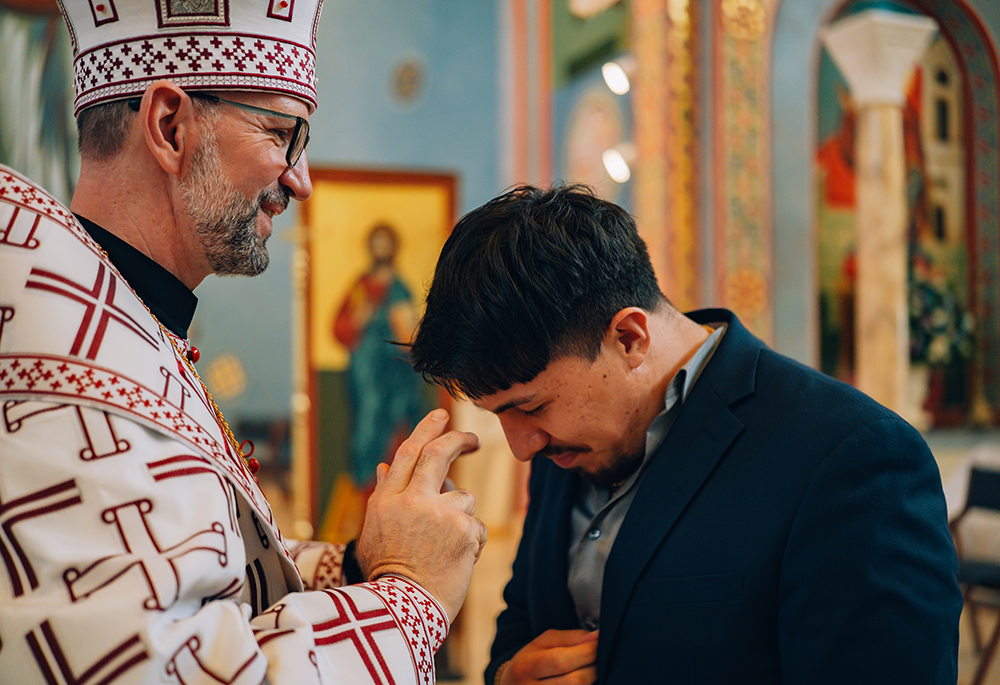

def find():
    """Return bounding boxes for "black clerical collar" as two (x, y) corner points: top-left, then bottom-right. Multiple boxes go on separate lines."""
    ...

(76, 214), (198, 339)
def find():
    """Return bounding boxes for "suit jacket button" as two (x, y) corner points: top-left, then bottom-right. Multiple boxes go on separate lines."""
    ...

(587, 528), (601, 540)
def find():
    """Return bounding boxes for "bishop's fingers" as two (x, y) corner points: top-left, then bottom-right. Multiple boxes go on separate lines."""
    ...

(409, 430), (480, 494)
(379, 409), (451, 494)
(439, 487), (477, 517)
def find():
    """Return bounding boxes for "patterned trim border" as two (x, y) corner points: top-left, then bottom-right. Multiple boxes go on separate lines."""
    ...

(73, 32), (317, 113)
(632, 0), (701, 311)
(0, 168), (81, 236)
(363, 575), (448, 685)
(0, 354), (288, 535)
(712, 0), (778, 343)
(1, 354), (225, 458)
(1, 164), (297, 569)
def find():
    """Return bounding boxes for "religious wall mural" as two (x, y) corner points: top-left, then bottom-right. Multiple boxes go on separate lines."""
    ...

(298, 169), (455, 542)
(331, 222), (426, 493)
(816, 2), (984, 427)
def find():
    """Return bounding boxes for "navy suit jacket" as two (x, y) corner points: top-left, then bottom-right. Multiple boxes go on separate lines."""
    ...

(486, 309), (961, 684)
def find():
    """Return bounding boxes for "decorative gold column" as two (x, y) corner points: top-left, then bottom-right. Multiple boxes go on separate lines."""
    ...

(822, 9), (937, 416)
(632, 0), (700, 310)
(712, 0), (778, 343)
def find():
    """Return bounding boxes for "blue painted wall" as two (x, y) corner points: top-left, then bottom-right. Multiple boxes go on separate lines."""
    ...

(200, 0), (501, 421)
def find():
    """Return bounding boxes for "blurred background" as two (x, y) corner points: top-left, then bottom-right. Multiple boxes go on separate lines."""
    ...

(5, 0), (1000, 681)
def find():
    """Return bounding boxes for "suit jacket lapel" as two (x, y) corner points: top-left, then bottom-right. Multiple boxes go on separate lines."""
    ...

(529, 459), (582, 630)
(597, 309), (761, 672)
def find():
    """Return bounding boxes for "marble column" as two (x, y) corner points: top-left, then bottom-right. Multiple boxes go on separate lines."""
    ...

(822, 9), (937, 419)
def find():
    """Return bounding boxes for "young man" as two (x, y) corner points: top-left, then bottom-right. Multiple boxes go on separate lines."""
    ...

(0, 1), (484, 682)
(410, 184), (962, 684)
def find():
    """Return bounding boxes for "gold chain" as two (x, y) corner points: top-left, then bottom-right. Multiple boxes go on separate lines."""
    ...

(91, 243), (250, 468)
(159, 322), (246, 460)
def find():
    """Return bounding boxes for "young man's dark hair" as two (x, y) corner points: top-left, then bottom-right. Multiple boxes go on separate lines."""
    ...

(410, 183), (667, 399)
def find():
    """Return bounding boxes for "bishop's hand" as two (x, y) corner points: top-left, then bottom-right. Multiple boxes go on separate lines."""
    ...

(356, 408), (486, 623)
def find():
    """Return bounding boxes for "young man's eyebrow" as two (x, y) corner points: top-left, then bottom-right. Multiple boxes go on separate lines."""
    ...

(480, 394), (539, 416)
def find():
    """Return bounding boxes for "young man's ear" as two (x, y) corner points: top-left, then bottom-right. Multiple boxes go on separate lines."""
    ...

(607, 307), (651, 367)
(138, 80), (198, 176)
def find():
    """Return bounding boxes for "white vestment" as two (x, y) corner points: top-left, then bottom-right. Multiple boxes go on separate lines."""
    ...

(0, 165), (447, 684)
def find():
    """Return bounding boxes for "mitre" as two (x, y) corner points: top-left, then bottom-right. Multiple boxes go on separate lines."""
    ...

(56, 0), (325, 114)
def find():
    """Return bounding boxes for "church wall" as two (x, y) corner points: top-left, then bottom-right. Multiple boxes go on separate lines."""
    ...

(771, 0), (1000, 366)
(8, 0), (999, 436)
(195, 0), (501, 423)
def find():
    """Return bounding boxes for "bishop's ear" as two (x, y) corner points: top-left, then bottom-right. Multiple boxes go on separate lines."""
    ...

(607, 308), (651, 367)
(139, 80), (198, 176)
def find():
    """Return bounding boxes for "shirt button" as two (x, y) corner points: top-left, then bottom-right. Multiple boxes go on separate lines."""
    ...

(587, 528), (601, 540)
(583, 618), (599, 631)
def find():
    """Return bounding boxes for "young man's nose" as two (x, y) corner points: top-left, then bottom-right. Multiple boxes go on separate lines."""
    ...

(499, 414), (549, 462)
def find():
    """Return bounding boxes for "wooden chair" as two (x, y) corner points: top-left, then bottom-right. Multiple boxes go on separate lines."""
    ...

(951, 467), (1000, 685)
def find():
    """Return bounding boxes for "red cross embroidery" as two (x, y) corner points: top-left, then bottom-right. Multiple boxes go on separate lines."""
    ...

(114, 380), (162, 413)
(313, 590), (401, 685)
(26, 619), (149, 685)
(63, 499), (228, 611)
(132, 40), (166, 76)
(371, 576), (447, 682)
(289, 541), (345, 590)
(1, 205), (41, 249)
(0, 478), (82, 597)
(0, 306), (13, 345)
(0, 354), (270, 538)
(25, 263), (158, 360)
(147, 454), (238, 531)
(167, 635), (265, 685)
(1, 171), (75, 229)
(4, 400), (131, 460)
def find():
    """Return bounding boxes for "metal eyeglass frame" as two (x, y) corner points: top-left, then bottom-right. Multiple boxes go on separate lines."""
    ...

(127, 92), (310, 168)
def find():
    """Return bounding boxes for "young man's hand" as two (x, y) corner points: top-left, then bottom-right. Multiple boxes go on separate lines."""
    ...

(500, 629), (599, 685)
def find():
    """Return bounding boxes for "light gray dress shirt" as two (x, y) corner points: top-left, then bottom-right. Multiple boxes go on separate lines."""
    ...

(567, 324), (725, 630)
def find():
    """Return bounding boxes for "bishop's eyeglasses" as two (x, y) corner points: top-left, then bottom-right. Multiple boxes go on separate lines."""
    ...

(128, 92), (310, 168)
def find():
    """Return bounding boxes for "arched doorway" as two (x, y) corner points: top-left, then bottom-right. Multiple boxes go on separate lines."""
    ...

(815, 0), (1000, 428)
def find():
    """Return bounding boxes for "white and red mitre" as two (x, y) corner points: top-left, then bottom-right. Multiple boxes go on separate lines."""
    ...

(0, 166), (447, 684)
(56, 0), (325, 114)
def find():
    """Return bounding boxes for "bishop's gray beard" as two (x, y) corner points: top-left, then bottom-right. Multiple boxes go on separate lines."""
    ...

(181, 133), (288, 277)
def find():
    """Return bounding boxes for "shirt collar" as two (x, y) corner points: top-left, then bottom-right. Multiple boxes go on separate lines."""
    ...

(675, 323), (726, 405)
(592, 323), (726, 502)
(644, 323), (726, 459)
(76, 214), (198, 339)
